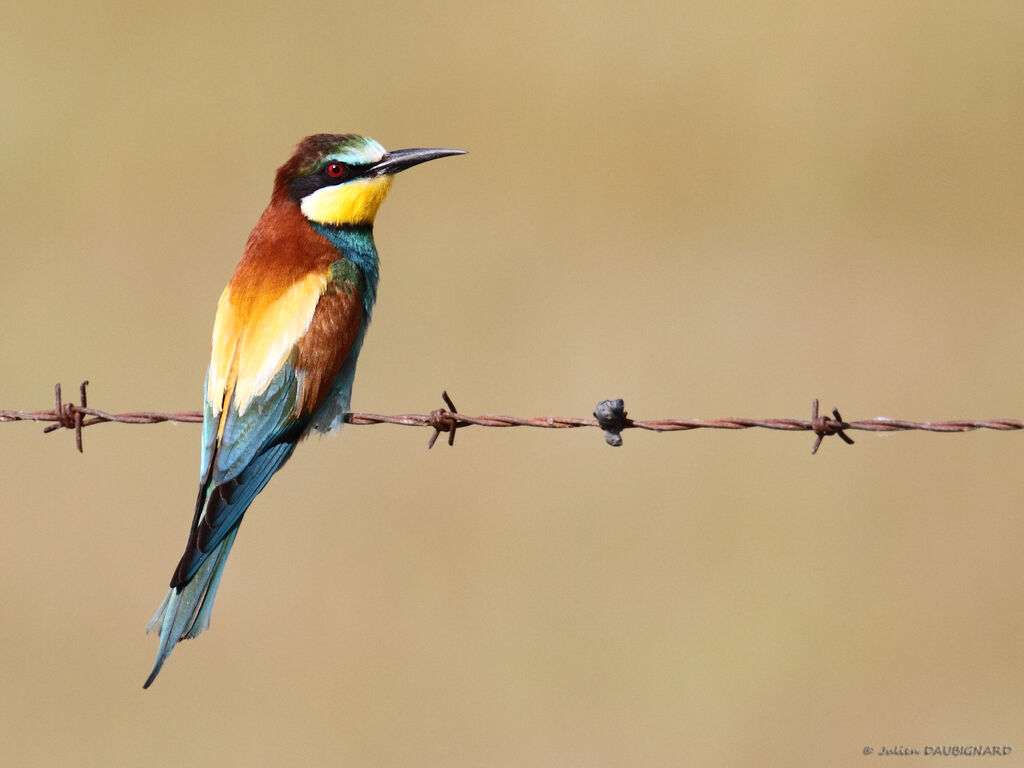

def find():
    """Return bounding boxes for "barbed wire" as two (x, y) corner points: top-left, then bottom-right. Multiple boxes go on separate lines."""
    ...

(2, 381), (1022, 455)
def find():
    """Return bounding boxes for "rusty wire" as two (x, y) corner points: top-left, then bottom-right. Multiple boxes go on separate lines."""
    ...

(2, 381), (1023, 455)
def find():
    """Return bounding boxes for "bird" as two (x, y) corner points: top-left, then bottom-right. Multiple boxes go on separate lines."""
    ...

(143, 134), (465, 688)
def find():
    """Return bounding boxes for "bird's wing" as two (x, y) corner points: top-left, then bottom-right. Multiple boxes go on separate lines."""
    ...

(170, 268), (364, 588)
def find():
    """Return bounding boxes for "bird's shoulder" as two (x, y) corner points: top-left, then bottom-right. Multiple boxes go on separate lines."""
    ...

(205, 197), (371, 413)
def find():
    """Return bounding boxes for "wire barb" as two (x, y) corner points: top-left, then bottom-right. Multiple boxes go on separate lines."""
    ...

(427, 391), (463, 449)
(810, 399), (855, 455)
(40, 380), (90, 452)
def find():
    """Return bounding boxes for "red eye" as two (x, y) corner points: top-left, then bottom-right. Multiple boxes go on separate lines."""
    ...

(326, 162), (346, 178)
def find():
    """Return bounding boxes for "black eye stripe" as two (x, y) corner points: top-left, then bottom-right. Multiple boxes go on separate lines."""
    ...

(286, 162), (366, 201)
(287, 161), (374, 203)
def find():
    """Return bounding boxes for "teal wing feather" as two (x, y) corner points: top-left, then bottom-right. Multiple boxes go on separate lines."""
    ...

(144, 361), (307, 688)
(175, 365), (303, 585)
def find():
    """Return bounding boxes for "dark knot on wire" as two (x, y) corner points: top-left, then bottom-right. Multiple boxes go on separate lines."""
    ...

(427, 391), (461, 449)
(810, 398), (854, 455)
(594, 398), (629, 446)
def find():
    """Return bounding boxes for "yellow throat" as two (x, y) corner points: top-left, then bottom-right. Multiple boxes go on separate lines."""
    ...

(299, 175), (394, 226)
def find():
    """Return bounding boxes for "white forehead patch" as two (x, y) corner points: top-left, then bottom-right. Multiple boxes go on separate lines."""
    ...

(325, 137), (387, 167)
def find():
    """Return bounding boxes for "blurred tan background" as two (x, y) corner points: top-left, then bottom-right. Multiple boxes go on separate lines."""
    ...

(2, 1), (1023, 765)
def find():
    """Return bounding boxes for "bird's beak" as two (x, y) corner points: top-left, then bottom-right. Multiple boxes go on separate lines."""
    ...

(366, 147), (467, 177)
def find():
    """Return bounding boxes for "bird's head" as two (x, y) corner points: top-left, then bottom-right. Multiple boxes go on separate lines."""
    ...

(275, 134), (465, 227)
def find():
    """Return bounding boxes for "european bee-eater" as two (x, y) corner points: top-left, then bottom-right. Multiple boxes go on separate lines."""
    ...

(144, 134), (465, 688)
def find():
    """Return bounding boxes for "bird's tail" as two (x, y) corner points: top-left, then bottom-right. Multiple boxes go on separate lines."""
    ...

(143, 528), (239, 688)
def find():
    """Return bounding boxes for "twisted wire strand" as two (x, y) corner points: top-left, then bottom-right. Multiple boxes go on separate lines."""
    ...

(2, 382), (1021, 454)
